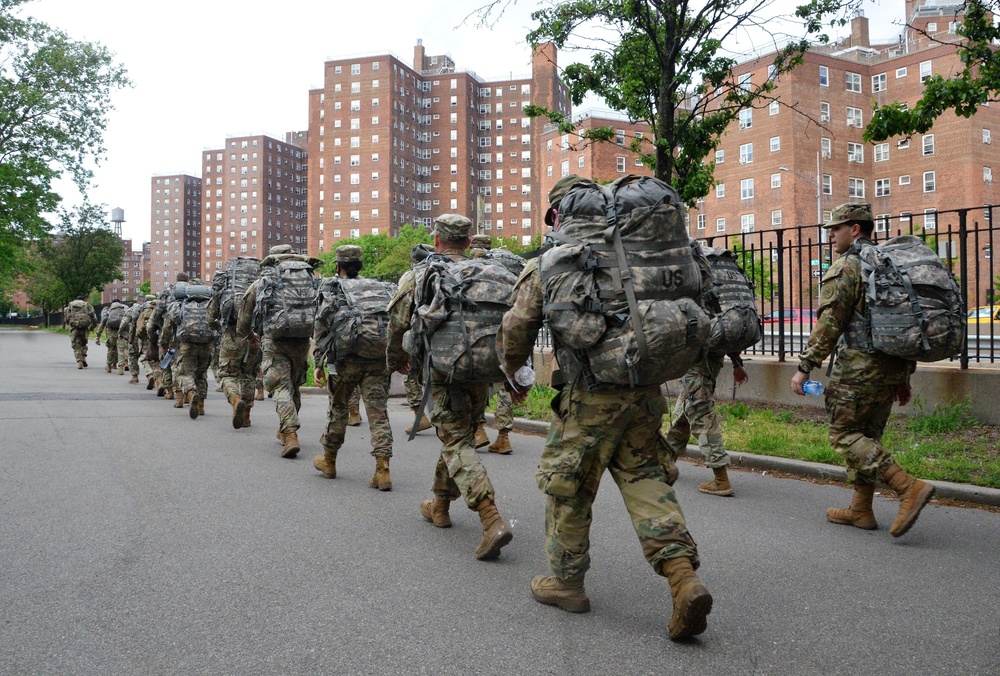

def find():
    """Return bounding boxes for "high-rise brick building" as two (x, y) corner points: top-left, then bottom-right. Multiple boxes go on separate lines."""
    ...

(100, 239), (146, 303)
(200, 133), (308, 282)
(149, 174), (202, 292)
(306, 41), (570, 255)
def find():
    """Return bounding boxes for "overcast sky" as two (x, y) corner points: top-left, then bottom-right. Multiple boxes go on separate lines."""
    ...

(24, 0), (900, 249)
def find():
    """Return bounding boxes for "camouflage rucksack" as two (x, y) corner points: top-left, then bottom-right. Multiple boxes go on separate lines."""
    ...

(255, 255), (320, 339)
(410, 255), (517, 383)
(854, 235), (966, 362)
(314, 276), (397, 363)
(540, 174), (711, 389)
(701, 244), (762, 355)
(106, 303), (126, 330)
(66, 300), (92, 329)
(175, 285), (215, 344)
(215, 257), (260, 326)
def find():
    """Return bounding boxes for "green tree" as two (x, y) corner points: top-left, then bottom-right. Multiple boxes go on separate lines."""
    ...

(0, 0), (130, 292)
(729, 238), (776, 300)
(139, 279), (151, 296)
(511, 0), (840, 205)
(316, 224), (433, 280)
(865, 1), (999, 142)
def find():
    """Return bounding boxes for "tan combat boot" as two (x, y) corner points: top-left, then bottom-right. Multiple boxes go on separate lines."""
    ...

(229, 394), (246, 430)
(530, 575), (591, 613)
(198, 398), (205, 416)
(118, 365), (125, 375)
(164, 387), (174, 400)
(662, 557), (713, 640)
(129, 375), (139, 384)
(474, 424), (490, 449)
(420, 497), (452, 528)
(255, 385), (265, 401)
(347, 404), (362, 427)
(189, 394), (203, 420)
(369, 457), (392, 491)
(105, 363), (112, 373)
(405, 410), (433, 434)
(281, 429), (300, 459)
(242, 407), (251, 428)
(699, 466), (735, 497)
(77, 359), (84, 369)
(173, 391), (184, 409)
(488, 430), (513, 455)
(826, 485), (878, 530)
(474, 496), (513, 560)
(275, 428), (285, 444)
(313, 449), (337, 478)
(882, 463), (936, 537)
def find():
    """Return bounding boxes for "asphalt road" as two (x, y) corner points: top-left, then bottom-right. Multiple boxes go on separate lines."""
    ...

(1, 328), (998, 675)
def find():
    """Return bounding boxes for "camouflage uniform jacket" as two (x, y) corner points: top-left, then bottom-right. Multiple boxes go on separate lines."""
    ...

(63, 302), (97, 330)
(235, 278), (262, 341)
(385, 246), (466, 373)
(96, 302), (125, 339)
(135, 301), (157, 342)
(497, 257), (544, 377)
(798, 237), (914, 387)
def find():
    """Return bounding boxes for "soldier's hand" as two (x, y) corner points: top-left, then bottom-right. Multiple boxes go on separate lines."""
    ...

(395, 361), (411, 376)
(790, 369), (808, 395)
(248, 332), (260, 350)
(314, 367), (326, 388)
(505, 377), (529, 405)
(896, 383), (912, 406)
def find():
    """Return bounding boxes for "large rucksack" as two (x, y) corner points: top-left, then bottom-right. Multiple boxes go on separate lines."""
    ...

(315, 276), (397, 363)
(215, 257), (260, 326)
(175, 285), (215, 344)
(66, 300), (92, 329)
(410, 255), (517, 383)
(855, 235), (966, 362)
(255, 256), (320, 339)
(540, 174), (711, 389)
(701, 244), (762, 354)
(106, 303), (125, 330)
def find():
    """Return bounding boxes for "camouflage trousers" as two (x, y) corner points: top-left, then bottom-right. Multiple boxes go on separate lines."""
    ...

(665, 352), (728, 468)
(70, 328), (89, 361)
(123, 335), (140, 376)
(103, 332), (120, 368)
(210, 336), (221, 384)
(348, 386), (361, 412)
(139, 338), (159, 381)
(429, 379), (495, 509)
(825, 380), (897, 485)
(262, 337), (310, 433)
(217, 328), (259, 408)
(476, 386), (514, 432)
(540, 380), (698, 583)
(174, 342), (213, 400)
(404, 368), (423, 409)
(321, 360), (393, 458)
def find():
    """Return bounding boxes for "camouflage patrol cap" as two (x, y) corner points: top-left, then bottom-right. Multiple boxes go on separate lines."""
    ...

(433, 214), (472, 241)
(470, 234), (492, 250)
(545, 174), (585, 225)
(824, 203), (873, 229)
(268, 244), (293, 255)
(189, 278), (204, 285)
(144, 295), (156, 301)
(335, 245), (363, 263)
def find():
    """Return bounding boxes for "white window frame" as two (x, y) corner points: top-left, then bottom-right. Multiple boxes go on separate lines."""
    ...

(875, 178), (891, 197)
(740, 178), (754, 199)
(874, 143), (889, 162)
(923, 171), (936, 192)
(848, 177), (865, 198)
(872, 73), (887, 93)
(846, 72), (862, 93)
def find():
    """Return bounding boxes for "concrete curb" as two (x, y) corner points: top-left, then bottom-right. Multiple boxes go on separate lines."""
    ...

(487, 413), (1000, 509)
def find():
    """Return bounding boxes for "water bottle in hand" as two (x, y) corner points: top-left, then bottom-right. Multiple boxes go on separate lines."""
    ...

(802, 380), (824, 396)
(514, 364), (536, 388)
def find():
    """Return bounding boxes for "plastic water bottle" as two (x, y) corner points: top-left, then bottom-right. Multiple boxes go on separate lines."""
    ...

(802, 380), (824, 396)
(514, 364), (536, 388)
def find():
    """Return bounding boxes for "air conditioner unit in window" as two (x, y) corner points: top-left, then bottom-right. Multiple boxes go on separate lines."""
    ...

(821, 150), (831, 159)
(739, 122), (750, 130)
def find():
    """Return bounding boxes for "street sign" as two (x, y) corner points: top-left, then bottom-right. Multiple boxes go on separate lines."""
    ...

(812, 271), (821, 277)
(811, 259), (820, 266)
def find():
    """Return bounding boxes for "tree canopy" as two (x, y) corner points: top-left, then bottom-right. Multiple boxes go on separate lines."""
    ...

(866, 1), (1000, 142)
(0, 0), (130, 290)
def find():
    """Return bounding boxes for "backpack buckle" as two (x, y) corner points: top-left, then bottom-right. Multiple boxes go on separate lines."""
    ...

(583, 298), (604, 313)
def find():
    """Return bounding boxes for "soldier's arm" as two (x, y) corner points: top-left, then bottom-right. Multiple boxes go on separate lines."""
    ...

(234, 281), (259, 340)
(798, 258), (860, 372)
(497, 259), (544, 376)
(385, 271), (415, 372)
(206, 293), (222, 330)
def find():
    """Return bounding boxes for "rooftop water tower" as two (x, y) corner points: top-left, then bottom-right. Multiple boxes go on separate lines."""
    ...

(110, 207), (125, 236)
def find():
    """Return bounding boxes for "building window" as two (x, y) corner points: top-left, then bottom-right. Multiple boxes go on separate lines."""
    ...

(847, 107), (863, 128)
(820, 101), (830, 122)
(616, 157), (626, 173)
(847, 142), (864, 163)
(738, 73), (751, 92)
(924, 209), (937, 229)
(770, 173), (781, 188)
(740, 178), (754, 199)
(739, 143), (753, 164)
(845, 72), (862, 93)
(697, 213), (706, 230)
(819, 65), (829, 87)
(716, 183), (725, 198)
(771, 210), (782, 225)
(875, 214), (890, 233)
(848, 177), (865, 198)
(715, 149), (724, 164)
(899, 175), (911, 186)
(920, 60), (932, 83)
(874, 143), (889, 162)
(984, 129), (992, 144)
(769, 100), (779, 115)
(872, 73), (887, 93)
(821, 137), (832, 159)
(739, 108), (752, 129)
(898, 138), (910, 150)
(716, 218), (726, 232)
(896, 67), (907, 78)
(923, 171), (935, 192)
(876, 178), (890, 197)
(922, 134), (935, 156)
(822, 174), (832, 195)
(740, 214), (755, 233)
(769, 136), (780, 152)
(985, 166), (993, 184)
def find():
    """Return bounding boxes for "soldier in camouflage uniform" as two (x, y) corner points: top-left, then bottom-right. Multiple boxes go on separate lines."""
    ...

(62, 296), (97, 368)
(402, 242), (434, 436)
(148, 273), (189, 399)
(665, 352), (748, 496)
(95, 298), (125, 374)
(347, 386), (363, 426)
(469, 233), (516, 455)
(207, 269), (259, 430)
(236, 244), (318, 458)
(161, 279), (216, 418)
(387, 215), (514, 561)
(496, 175), (711, 640)
(312, 245), (394, 490)
(118, 302), (141, 382)
(792, 203), (935, 537)
(135, 295), (160, 390)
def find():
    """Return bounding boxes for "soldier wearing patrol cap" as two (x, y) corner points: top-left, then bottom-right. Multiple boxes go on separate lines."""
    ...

(792, 203), (935, 537)
(386, 214), (514, 561)
(544, 174), (588, 227)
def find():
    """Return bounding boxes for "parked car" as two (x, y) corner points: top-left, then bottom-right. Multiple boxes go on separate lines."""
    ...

(968, 306), (1000, 324)
(760, 308), (818, 324)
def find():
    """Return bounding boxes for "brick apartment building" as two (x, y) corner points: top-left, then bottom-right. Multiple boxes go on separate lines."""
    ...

(149, 174), (202, 293)
(200, 133), (308, 282)
(100, 239), (146, 303)
(305, 41), (571, 255)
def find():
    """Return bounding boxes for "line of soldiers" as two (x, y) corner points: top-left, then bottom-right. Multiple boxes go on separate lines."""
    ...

(59, 190), (936, 643)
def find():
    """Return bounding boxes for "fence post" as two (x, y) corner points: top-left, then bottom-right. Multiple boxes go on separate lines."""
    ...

(776, 229), (786, 361)
(959, 209), (969, 370)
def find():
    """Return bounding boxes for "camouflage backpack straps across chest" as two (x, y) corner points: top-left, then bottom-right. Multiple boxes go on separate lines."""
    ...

(256, 255), (320, 339)
(315, 276), (397, 362)
(856, 235), (966, 362)
(539, 174), (711, 389)
(701, 244), (762, 354)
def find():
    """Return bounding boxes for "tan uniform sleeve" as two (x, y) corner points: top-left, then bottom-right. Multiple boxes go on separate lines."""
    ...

(385, 270), (416, 372)
(497, 258), (544, 375)
(798, 255), (862, 371)
(235, 280), (259, 340)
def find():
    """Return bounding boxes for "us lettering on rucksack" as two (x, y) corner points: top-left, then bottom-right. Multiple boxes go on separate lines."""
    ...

(256, 256), (320, 339)
(410, 256), (517, 383)
(700, 244), (762, 354)
(175, 285), (215, 344)
(66, 300), (92, 329)
(856, 235), (966, 362)
(314, 276), (397, 363)
(540, 174), (711, 389)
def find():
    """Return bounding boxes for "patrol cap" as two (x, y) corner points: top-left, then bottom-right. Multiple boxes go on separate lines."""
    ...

(433, 214), (472, 241)
(268, 244), (293, 255)
(336, 245), (363, 263)
(144, 295), (156, 301)
(824, 203), (873, 229)
(469, 234), (491, 250)
(545, 174), (585, 226)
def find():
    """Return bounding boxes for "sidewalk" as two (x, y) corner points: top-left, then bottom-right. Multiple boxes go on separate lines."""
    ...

(484, 412), (1000, 509)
